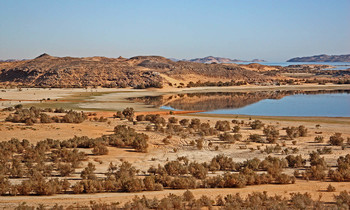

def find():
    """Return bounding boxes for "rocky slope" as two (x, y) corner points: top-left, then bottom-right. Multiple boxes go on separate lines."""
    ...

(287, 54), (350, 62)
(0, 54), (267, 88)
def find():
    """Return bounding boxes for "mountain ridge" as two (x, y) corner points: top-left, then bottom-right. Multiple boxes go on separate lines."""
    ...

(287, 54), (350, 62)
(0, 54), (267, 88)
(169, 56), (266, 63)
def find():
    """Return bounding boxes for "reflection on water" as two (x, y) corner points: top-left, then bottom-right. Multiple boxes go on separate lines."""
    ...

(129, 89), (350, 117)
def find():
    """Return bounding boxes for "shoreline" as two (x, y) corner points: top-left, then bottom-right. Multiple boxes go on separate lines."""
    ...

(1, 84), (350, 119)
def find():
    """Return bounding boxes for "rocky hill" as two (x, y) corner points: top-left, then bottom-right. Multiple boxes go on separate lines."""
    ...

(0, 54), (267, 88)
(287, 54), (350, 62)
(186, 56), (266, 63)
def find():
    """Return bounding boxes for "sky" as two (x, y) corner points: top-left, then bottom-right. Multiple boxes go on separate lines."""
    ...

(0, 0), (349, 61)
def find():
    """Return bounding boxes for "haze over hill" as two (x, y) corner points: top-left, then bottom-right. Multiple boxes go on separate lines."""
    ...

(287, 54), (350, 62)
(170, 56), (266, 63)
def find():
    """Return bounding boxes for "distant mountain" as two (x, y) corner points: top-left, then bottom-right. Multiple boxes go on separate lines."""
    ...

(169, 56), (266, 63)
(287, 54), (350, 62)
(0, 59), (26, 62)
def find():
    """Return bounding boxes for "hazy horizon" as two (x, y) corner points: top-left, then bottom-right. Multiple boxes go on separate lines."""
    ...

(1, 0), (349, 62)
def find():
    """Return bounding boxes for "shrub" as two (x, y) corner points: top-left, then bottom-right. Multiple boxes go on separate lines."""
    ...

(290, 192), (313, 210)
(196, 138), (204, 150)
(334, 191), (350, 208)
(188, 162), (208, 179)
(179, 119), (189, 127)
(132, 134), (149, 153)
(327, 184), (336, 192)
(122, 107), (134, 120)
(314, 136), (324, 143)
(62, 111), (87, 123)
(170, 177), (197, 189)
(58, 163), (75, 177)
(136, 115), (145, 121)
(263, 125), (279, 143)
(285, 155), (306, 168)
(164, 161), (187, 176)
(233, 133), (242, 141)
(219, 132), (236, 143)
(183, 190), (195, 201)
(92, 144), (109, 155)
(249, 134), (263, 143)
(298, 125), (308, 137)
(250, 120), (264, 130)
(286, 126), (299, 139)
(215, 121), (231, 131)
(232, 125), (240, 133)
(81, 162), (97, 180)
(330, 133), (344, 146)
(168, 117), (178, 124)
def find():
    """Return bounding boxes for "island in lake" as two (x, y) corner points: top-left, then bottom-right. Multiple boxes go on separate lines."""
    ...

(287, 54), (350, 62)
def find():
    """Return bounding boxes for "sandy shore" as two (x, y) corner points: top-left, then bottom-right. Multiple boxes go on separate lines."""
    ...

(1, 84), (349, 111)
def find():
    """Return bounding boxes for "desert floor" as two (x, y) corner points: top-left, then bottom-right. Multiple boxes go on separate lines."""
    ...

(0, 84), (349, 208)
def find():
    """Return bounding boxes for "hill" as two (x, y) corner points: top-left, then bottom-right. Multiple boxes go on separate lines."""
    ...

(185, 56), (266, 63)
(0, 54), (267, 88)
(287, 54), (350, 62)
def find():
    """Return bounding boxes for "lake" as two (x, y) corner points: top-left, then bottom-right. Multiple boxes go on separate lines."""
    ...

(238, 62), (350, 70)
(130, 90), (350, 117)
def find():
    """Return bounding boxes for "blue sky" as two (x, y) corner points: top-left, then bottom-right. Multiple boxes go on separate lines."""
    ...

(0, 0), (349, 61)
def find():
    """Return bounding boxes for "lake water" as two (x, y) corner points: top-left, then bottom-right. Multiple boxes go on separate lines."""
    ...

(131, 90), (350, 117)
(238, 62), (350, 70)
(202, 93), (350, 117)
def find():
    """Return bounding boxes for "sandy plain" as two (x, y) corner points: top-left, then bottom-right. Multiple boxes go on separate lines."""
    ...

(0, 84), (349, 208)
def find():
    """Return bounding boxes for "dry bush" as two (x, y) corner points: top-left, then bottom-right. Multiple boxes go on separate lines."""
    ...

(189, 118), (201, 130)
(334, 191), (350, 208)
(290, 192), (313, 210)
(215, 120), (231, 131)
(249, 134), (263, 143)
(263, 125), (279, 143)
(316, 147), (332, 155)
(330, 133), (344, 146)
(286, 125), (308, 139)
(250, 120), (264, 130)
(314, 135), (324, 143)
(327, 184), (336, 192)
(62, 111), (88, 123)
(209, 154), (237, 172)
(122, 107), (134, 120)
(285, 155), (306, 168)
(92, 144), (109, 155)
(170, 177), (197, 189)
(196, 138), (204, 150)
(80, 162), (97, 180)
(329, 154), (350, 181)
(168, 117), (178, 124)
(286, 126), (299, 139)
(298, 125), (308, 137)
(179, 119), (189, 127)
(188, 162), (208, 179)
(232, 125), (240, 133)
(219, 132), (236, 143)
(164, 161), (187, 176)
(136, 114), (145, 121)
(58, 163), (75, 177)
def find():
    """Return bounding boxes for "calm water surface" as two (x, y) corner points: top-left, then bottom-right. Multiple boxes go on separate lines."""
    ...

(203, 93), (350, 117)
(238, 62), (350, 70)
(159, 92), (350, 117)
